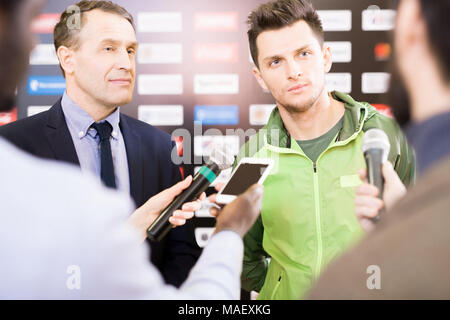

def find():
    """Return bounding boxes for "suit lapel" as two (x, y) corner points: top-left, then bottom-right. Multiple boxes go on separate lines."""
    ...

(45, 99), (80, 166)
(120, 114), (144, 207)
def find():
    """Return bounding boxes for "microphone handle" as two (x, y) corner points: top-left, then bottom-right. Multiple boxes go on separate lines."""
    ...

(364, 148), (385, 223)
(147, 163), (220, 242)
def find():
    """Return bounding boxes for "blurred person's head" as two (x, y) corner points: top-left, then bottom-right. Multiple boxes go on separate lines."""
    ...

(392, 0), (450, 126)
(54, 1), (137, 118)
(247, 0), (332, 115)
(0, 0), (45, 112)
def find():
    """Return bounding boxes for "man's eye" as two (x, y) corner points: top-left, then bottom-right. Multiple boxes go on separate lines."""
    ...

(105, 47), (113, 51)
(270, 59), (280, 67)
(128, 49), (135, 55)
(299, 51), (310, 57)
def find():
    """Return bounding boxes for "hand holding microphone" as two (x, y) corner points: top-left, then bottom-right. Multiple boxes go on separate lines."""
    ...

(356, 129), (407, 232)
(146, 145), (235, 242)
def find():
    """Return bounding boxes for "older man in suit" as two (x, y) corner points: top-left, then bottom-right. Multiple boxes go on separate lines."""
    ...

(0, 0), (200, 287)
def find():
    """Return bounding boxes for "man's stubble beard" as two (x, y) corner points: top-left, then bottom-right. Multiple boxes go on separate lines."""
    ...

(278, 81), (325, 115)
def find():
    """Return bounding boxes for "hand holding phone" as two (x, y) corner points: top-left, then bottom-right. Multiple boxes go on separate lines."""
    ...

(215, 158), (273, 204)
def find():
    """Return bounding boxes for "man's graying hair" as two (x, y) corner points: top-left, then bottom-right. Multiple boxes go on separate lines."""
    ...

(53, 0), (135, 77)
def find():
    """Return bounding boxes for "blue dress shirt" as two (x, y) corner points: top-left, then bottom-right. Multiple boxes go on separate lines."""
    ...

(61, 91), (130, 194)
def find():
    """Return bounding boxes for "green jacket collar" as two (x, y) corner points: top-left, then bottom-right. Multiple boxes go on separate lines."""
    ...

(264, 91), (377, 147)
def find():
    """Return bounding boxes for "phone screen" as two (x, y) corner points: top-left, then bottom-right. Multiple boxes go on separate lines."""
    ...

(221, 163), (270, 196)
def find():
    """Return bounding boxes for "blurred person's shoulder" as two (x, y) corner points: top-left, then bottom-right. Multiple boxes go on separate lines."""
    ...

(0, 137), (138, 298)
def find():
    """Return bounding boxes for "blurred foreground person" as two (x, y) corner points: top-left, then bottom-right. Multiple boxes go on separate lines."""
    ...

(0, 0), (263, 299)
(309, 0), (450, 299)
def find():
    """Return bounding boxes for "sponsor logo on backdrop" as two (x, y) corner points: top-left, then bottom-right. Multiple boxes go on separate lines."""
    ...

(30, 44), (59, 65)
(362, 8), (396, 31)
(137, 12), (182, 32)
(374, 42), (391, 61)
(194, 12), (238, 31)
(372, 104), (393, 118)
(0, 108), (17, 126)
(325, 41), (352, 63)
(138, 43), (182, 64)
(194, 228), (215, 248)
(249, 104), (276, 126)
(194, 43), (238, 63)
(138, 105), (184, 126)
(194, 105), (239, 125)
(27, 106), (51, 117)
(194, 135), (240, 157)
(31, 13), (60, 33)
(362, 72), (391, 94)
(28, 76), (66, 95)
(194, 74), (239, 94)
(326, 73), (352, 93)
(317, 10), (352, 31)
(138, 74), (183, 95)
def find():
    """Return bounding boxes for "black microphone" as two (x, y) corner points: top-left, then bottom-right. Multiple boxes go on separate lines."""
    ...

(362, 129), (391, 223)
(146, 145), (234, 242)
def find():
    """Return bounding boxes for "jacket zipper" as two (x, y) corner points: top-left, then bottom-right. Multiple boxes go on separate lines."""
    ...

(312, 162), (322, 280)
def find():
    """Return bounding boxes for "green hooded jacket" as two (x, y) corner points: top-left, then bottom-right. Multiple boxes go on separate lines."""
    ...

(236, 91), (416, 300)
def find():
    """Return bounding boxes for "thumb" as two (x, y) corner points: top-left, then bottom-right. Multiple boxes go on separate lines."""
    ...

(382, 161), (399, 185)
(244, 184), (264, 202)
(154, 175), (193, 205)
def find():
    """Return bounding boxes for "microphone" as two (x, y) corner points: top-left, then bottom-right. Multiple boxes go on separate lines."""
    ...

(362, 129), (390, 223)
(146, 145), (235, 242)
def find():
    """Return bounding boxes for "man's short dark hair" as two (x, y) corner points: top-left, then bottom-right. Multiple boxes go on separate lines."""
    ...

(53, 0), (135, 77)
(419, 0), (450, 82)
(247, 0), (323, 68)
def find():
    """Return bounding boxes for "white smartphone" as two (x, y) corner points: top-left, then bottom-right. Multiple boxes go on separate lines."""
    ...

(215, 157), (274, 204)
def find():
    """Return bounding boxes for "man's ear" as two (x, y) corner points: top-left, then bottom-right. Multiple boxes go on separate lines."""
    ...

(252, 66), (269, 91)
(395, 0), (426, 56)
(323, 44), (332, 74)
(57, 46), (75, 76)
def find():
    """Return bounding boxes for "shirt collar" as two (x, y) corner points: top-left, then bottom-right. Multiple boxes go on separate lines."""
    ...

(61, 91), (121, 140)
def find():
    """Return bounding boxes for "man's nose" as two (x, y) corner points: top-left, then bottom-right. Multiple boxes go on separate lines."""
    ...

(115, 48), (133, 71)
(286, 60), (303, 80)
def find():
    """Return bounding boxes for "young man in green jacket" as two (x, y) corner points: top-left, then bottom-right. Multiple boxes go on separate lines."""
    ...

(238, 0), (416, 299)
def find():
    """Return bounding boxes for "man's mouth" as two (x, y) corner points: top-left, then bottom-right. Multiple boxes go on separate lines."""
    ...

(288, 83), (308, 93)
(109, 78), (132, 85)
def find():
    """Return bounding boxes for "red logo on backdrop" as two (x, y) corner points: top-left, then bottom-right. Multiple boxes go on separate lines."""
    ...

(374, 43), (391, 61)
(194, 12), (238, 31)
(173, 136), (184, 179)
(0, 108), (17, 126)
(31, 13), (61, 34)
(372, 104), (393, 118)
(194, 43), (238, 63)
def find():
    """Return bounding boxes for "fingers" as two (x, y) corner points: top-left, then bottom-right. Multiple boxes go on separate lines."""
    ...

(214, 182), (225, 192)
(358, 167), (367, 182)
(181, 199), (202, 211)
(355, 202), (383, 220)
(359, 218), (375, 233)
(354, 195), (384, 210)
(210, 207), (220, 217)
(355, 183), (379, 197)
(208, 194), (217, 203)
(168, 210), (195, 227)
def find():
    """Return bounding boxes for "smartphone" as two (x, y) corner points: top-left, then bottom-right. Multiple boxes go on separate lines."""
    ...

(215, 157), (274, 204)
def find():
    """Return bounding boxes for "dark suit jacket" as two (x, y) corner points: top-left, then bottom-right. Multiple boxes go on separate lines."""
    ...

(0, 98), (201, 287)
